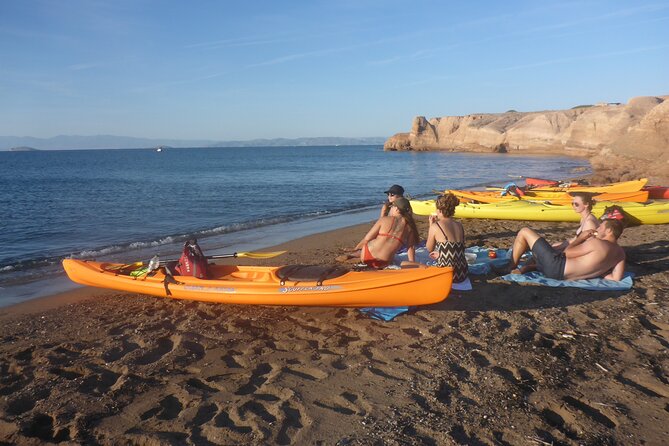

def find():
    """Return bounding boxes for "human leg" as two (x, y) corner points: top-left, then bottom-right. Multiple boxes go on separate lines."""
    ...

(336, 249), (361, 263)
(510, 227), (543, 268)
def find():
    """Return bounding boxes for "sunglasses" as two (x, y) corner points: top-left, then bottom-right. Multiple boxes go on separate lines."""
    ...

(571, 201), (581, 207)
(387, 193), (397, 197)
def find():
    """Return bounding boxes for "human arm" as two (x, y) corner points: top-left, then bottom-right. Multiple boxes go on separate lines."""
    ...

(407, 245), (416, 262)
(379, 201), (390, 219)
(564, 229), (595, 252)
(354, 219), (382, 250)
(563, 231), (596, 259)
(603, 259), (625, 281)
(425, 224), (438, 259)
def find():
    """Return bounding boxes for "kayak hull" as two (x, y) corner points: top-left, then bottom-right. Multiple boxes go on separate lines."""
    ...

(411, 199), (669, 225)
(62, 260), (453, 307)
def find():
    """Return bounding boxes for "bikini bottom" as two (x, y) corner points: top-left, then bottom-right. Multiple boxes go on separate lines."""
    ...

(362, 243), (390, 269)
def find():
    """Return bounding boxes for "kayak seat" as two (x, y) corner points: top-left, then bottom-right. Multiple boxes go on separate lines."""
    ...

(276, 265), (350, 286)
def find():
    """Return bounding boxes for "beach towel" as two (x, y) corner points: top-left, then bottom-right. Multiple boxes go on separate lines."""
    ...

(496, 271), (634, 291)
(452, 276), (473, 291)
(358, 306), (410, 321)
(394, 244), (510, 276)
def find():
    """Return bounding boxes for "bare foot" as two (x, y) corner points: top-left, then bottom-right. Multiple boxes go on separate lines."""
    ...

(335, 254), (351, 262)
(511, 268), (522, 274)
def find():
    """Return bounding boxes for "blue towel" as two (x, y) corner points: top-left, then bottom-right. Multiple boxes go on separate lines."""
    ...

(358, 306), (410, 321)
(498, 271), (634, 291)
(394, 243), (510, 275)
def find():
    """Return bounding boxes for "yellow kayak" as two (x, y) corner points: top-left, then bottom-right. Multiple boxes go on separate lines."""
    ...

(62, 260), (453, 307)
(449, 189), (650, 205)
(529, 178), (648, 193)
(485, 178), (648, 194)
(410, 199), (669, 225)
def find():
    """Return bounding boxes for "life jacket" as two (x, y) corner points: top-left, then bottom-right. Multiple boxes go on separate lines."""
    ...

(601, 205), (627, 226)
(175, 239), (208, 279)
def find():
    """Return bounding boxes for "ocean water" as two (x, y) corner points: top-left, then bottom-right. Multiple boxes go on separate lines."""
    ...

(0, 146), (589, 306)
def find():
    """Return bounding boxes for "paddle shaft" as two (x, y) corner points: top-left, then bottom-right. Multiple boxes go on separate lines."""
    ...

(109, 251), (282, 271)
(157, 252), (252, 265)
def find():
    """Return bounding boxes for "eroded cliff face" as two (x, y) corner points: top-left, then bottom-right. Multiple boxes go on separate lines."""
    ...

(385, 96), (669, 182)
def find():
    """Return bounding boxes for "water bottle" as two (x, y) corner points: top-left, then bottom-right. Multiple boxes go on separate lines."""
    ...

(148, 255), (160, 272)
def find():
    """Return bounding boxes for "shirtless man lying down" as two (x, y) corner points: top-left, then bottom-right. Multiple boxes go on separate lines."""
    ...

(506, 219), (625, 281)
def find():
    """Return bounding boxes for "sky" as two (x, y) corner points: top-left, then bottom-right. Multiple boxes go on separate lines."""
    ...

(1, 0), (668, 140)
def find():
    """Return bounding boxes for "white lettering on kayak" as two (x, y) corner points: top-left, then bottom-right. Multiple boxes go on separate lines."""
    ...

(279, 285), (343, 293)
(182, 285), (236, 293)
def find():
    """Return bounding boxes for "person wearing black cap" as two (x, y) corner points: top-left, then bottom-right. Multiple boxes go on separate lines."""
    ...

(381, 184), (405, 219)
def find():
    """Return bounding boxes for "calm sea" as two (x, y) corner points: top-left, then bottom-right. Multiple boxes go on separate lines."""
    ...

(0, 146), (589, 306)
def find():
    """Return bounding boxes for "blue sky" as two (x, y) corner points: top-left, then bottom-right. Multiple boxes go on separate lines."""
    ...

(1, 0), (668, 140)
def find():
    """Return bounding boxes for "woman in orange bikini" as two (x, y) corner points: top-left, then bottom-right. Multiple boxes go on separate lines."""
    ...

(338, 197), (419, 268)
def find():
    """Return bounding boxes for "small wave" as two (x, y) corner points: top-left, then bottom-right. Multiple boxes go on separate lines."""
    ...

(79, 245), (126, 257)
(0, 209), (345, 273)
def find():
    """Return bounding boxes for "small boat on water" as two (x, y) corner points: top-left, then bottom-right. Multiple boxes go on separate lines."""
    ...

(62, 260), (454, 307)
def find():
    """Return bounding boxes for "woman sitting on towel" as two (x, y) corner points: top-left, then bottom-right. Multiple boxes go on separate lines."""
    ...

(338, 197), (419, 269)
(426, 193), (468, 283)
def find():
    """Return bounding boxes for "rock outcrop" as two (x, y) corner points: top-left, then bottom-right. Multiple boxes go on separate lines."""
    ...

(385, 96), (669, 183)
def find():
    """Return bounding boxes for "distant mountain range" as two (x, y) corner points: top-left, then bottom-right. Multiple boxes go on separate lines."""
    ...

(0, 135), (386, 151)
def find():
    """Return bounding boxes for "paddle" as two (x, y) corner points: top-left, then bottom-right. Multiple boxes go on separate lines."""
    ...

(108, 250), (287, 272)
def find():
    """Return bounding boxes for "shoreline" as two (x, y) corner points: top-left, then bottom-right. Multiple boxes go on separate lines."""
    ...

(0, 221), (375, 318)
(1, 214), (668, 444)
(1, 150), (592, 308)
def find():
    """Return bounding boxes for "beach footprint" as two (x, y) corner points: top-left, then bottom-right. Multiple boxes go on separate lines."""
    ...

(133, 335), (177, 366)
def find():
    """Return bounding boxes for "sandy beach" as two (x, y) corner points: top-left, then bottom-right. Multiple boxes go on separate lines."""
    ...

(1, 215), (668, 445)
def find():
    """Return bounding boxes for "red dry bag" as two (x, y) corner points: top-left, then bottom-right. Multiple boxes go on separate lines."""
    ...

(175, 239), (208, 279)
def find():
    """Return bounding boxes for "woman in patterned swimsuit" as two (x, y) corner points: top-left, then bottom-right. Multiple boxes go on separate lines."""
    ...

(427, 193), (468, 283)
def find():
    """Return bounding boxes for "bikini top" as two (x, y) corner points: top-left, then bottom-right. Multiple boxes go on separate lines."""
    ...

(378, 217), (407, 245)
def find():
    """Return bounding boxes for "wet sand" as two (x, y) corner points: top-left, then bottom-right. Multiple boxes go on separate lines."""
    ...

(1, 217), (668, 445)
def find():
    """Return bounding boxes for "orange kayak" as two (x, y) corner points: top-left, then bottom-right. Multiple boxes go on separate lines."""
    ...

(62, 259), (453, 307)
(449, 189), (649, 204)
(528, 178), (648, 193)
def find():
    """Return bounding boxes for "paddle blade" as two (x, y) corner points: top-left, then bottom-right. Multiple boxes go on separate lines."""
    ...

(236, 250), (287, 259)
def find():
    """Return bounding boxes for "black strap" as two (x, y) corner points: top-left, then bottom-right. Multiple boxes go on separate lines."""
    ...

(316, 266), (343, 286)
(277, 265), (303, 286)
(435, 221), (449, 240)
(162, 271), (183, 296)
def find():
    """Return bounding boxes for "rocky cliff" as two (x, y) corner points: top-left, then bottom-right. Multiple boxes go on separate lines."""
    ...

(385, 96), (669, 183)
